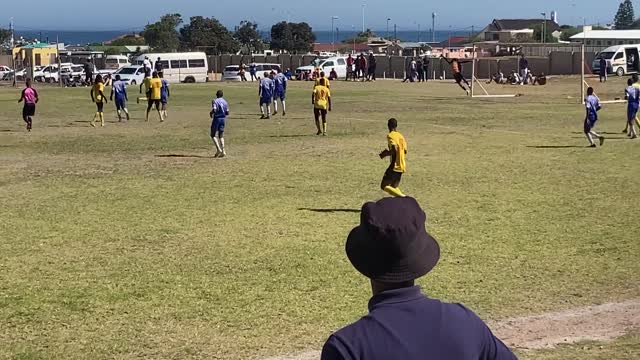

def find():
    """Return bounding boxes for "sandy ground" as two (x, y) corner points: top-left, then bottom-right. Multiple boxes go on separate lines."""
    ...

(264, 299), (640, 360)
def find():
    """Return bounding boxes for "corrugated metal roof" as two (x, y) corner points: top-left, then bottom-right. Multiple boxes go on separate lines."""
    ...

(571, 30), (640, 40)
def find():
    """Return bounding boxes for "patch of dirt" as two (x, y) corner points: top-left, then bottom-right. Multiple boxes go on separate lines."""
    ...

(264, 299), (640, 359)
(490, 299), (640, 350)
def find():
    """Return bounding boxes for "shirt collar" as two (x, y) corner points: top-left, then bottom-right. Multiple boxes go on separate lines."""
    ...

(368, 286), (425, 311)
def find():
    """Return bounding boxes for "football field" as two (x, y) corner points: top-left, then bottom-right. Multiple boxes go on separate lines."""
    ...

(0, 77), (639, 359)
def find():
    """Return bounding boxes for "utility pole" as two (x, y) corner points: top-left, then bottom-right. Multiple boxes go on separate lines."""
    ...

(387, 18), (391, 40)
(10, 17), (16, 87)
(432, 13), (436, 42)
(394, 24), (397, 42)
(361, 3), (366, 33)
(56, 34), (62, 87)
(418, 24), (421, 42)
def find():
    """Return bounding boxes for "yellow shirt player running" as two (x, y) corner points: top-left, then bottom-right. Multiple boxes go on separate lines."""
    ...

(312, 78), (332, 136)
(379, 118), (407, 197)
(145, 71), (164, 122)
(89, 74), (108, 128)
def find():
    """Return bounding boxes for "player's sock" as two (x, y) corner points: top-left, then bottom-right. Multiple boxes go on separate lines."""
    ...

(282, 101), (286, 115)
(212, 137), (222, 156)
(220, 138), (226, 155)
(315, 119), (321, 135)
(273, 101), (278, 113)
(322, 121), (327, 134)
(383, 186), (406, 198)
(158, 110), (164, 122)
(90, 113), (98, 127)
(586, 132), (594, 146)
(99, 112), (104, 127)
(124, 109), (130, 121)
(117, 110), (122, 121)
(267, 106), (271, 118)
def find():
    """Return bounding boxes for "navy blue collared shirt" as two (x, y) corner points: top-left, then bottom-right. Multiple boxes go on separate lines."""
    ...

(321, 286), (517, 360)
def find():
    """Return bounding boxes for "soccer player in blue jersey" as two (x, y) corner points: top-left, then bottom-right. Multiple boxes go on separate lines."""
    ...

(210, 90), (230, 158)
(259, 71), (275, 119)
(110, 75), (130, 122)
(625, 78), (639, 139)
(584, 87), (605, 148)
(273, 69), (288, 116)
(160, 72), (170, 120)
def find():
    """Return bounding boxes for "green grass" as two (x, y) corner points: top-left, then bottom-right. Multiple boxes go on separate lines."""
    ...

(522, 332), (640, 360)
(0, 77), (638, 359)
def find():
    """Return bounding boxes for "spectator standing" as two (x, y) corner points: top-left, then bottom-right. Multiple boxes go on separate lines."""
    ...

(519, 54), (529, 85)
(346, 54), (354, 81)
(354, 55), (362, 81)
(84, 59), (94, 85)
(250, 59), (258, 82)
(154, 57), (163, 73)
(422, 56), (430, 81)
(599, 57), (607, 83)
(416, 58), (424, 82)
(368, 53), (377, 81)
(320, 197), (518, 360)
(359, 54), (368, 81)
(410, 58), (418, 81)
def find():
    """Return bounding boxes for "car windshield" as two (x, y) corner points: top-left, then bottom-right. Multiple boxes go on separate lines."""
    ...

(225, 66), (239, 71)
(116, 67), (138, 75)
(596, 52), (615, 60)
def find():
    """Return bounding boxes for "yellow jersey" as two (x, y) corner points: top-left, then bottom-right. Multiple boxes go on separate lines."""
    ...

(313, 85), (331, 110)
(315, 76), (331, 88)
(92, 83), (105, 103)
(387, 130), (407, 173)
(149, 78), (162, 100)
(634, 82), (640, 89)
(143, 77), (152, 92)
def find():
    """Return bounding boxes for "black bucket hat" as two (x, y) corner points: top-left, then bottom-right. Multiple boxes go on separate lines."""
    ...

(346, 197), (440, 283)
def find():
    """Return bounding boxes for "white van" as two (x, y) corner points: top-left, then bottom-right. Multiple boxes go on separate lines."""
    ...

(296, 56), (348, 80)
(135, 52), (208, 83)
(222, 63), (281, 81)
(105, 55), (130, 71)
(592, 44), (640, 76)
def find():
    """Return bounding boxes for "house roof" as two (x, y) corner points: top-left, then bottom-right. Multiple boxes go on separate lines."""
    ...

(18, 42), (56, 49)
(435, 36), (469, 48)
(570, 30), (640, 40)
(313, 43), (370, 52)
(489, 19), (560, 33)
(394, 42), (432, 49)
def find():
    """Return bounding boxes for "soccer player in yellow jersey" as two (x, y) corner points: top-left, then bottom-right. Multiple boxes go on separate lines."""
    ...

(315, 71), (331, 89)
(312, 77), (332, 136)
(138, 69), (152, 104)
(146, 71), (164, 122)
(379, 118), (407, 198)
(90, 74), (108, 127)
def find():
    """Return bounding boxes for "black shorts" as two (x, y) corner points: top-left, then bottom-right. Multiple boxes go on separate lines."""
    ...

(454, 72), (464, 83)
(96, 102), (104, 112)
(148, 99), (161, 109)
(314, 108), (328, 117)
(23, 103), (36, 117)
(383, 166), (403, 186)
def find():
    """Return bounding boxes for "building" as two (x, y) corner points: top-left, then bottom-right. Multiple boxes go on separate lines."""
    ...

(313, 43), (371, 55)
(386, 42), (432, 57)
(12, 43), (63, 66)
(570, 27), (640, 46)
(479, 19), (561, 42)
(429, 36), (479, 58)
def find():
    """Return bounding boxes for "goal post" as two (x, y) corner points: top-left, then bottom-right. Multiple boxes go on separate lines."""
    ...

(470, 44), (518, 99)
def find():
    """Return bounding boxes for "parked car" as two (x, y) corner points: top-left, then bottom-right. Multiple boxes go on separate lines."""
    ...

(222, 63), (281, 81)
(296, 56), (348, 80)
(0, 66), (12, 79)
(113, 65), (146, 85)
(2, 70), (14, 81)
(592, 44), (640, 76)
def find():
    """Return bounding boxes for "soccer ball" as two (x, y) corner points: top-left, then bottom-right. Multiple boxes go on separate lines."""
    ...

(439, 76), (444, 80)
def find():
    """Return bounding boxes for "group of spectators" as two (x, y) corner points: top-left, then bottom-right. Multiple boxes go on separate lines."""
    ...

(487, 54), (547, 86)
(346, 53), (377, 81)
(402, 56), (431, 83)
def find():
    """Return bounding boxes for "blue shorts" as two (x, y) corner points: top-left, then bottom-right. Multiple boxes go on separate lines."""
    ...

(211, 117), (225, 136)
(628, 106), (638, 121)
(161, 96), (168, 105)
(115, 97), (126, 110)
(584, 118), (597, 133)
(260, 97), (272, 105)
(275, 90), (286, 101)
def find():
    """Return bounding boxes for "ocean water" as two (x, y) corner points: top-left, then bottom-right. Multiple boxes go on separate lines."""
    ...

(15, 30), (469, 46)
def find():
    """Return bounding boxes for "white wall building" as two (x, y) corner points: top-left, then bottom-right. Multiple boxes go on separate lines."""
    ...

(570, 27), (640, 46)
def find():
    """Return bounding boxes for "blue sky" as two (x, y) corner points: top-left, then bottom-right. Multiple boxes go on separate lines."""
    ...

(4, 0), (617, 31)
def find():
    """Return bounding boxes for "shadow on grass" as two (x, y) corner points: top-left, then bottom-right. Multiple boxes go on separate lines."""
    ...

(298, 208), (361, 213)
(268, 134), (314, 138)
(155, 154), (214, 159)
(526, 145), (586, 149)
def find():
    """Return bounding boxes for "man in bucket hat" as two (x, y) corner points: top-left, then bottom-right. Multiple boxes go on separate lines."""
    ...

(321, 197), (517, 360)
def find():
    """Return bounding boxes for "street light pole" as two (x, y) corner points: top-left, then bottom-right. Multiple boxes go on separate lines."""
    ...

(541, 12), (547, 44)
(387, 18), (391, 40)
(332, 16), (339, 51)
(362, 3), (366, 33)
(432, 13), (436, 42)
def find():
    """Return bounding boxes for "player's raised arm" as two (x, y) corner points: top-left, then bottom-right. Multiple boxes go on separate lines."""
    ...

(18, 89), (25, 103)
(110, 86), (114, 101)
(90, 88), (95, 103)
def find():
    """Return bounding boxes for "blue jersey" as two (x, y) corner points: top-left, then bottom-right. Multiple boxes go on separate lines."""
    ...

(161, 79), (169, 99)
(274, 73), (287, 92)
(212, 98), (229, 120)
(626, 86), (639, 108)
(585, 95), (600, 121)
(112, 80), (127, 99)
(259, 78), (275, 99)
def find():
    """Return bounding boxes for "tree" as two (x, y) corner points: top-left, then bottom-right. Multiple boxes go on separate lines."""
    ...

(614, 0), (635, 29)
(180, 16), (239, 55)
(0, 28), (11, 44)
(234, 21), (264, 55)
(532, 24), (558, 43)
(109, 35), (146, 46)
(343, 29), (377, 44)
(270, 22), (315, 53)
(143, 13), (183, 52)
(560, 27), (581, 42)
